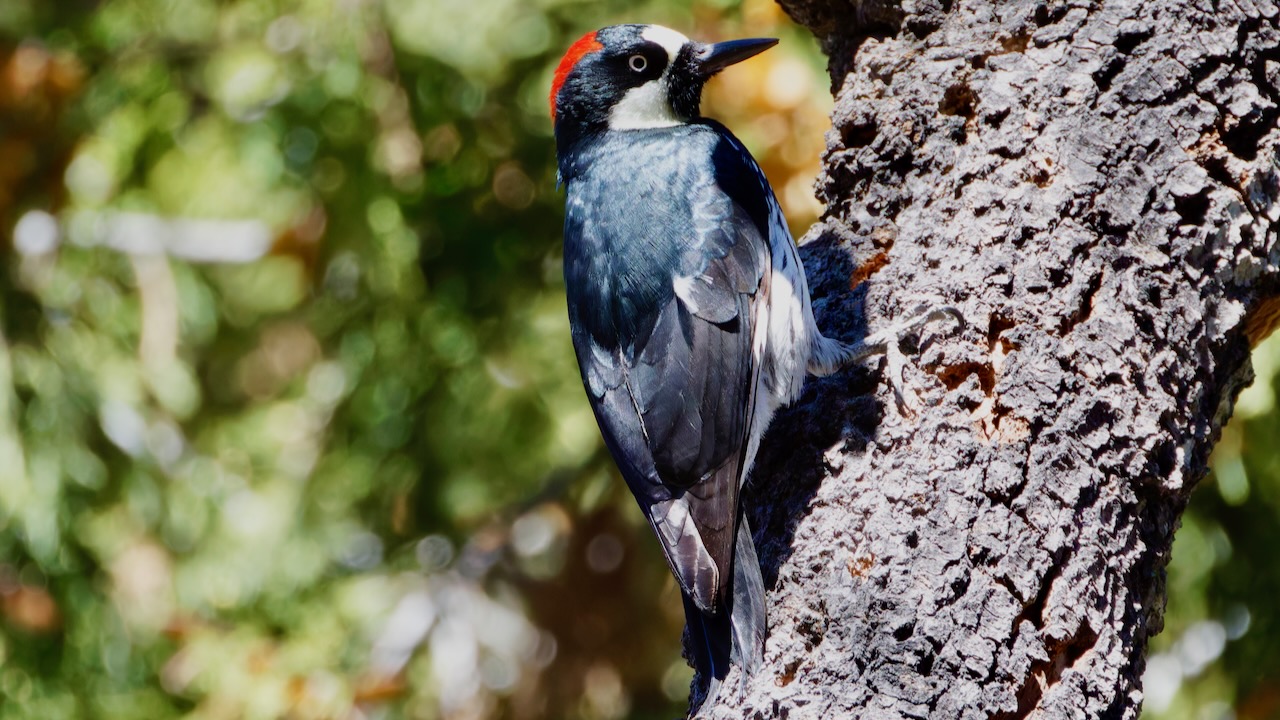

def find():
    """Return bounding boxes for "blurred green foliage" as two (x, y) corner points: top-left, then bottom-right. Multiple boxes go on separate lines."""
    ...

(0, 1), (831, 718)
(0, 1), (1275, 719)
(1144, 329), (1280, 720)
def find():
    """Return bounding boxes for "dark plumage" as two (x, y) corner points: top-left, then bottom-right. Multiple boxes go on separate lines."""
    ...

(563, 123), (768, 615)
(551, 24), (852, 704)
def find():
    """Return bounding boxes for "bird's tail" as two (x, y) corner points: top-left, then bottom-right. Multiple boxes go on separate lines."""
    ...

(729, 516), (766, 673)
(685, 517), (766, 712)
(682, 592), (729, 711)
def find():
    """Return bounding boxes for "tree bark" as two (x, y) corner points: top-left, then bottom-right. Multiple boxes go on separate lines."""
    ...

(707, 0), (1280, 717)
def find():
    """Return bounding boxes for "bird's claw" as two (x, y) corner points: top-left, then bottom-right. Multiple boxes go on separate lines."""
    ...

(849, 304), (965, 414)
(860, 305), (964, 350)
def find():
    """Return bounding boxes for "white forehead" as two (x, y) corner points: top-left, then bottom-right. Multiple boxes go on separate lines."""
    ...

(641, 25), (689, 62)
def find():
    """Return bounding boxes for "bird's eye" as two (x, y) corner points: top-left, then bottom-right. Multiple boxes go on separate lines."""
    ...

(628, 55), (648, 73)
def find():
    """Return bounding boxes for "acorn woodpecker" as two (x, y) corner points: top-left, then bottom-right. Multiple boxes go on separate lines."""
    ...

(549, 24), (957, 702)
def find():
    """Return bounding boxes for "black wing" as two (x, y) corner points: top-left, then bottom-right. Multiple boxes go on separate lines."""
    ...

(563, 125), (772, 612)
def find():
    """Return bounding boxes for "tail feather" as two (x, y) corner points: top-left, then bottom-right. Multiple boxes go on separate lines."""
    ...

(729, 516), (766, 674)
(683, 592), (729, 711)
(685, 517), (766, 713)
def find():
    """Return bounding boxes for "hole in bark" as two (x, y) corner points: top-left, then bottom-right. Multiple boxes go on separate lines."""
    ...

(1224, 21), (1280, 162)
(917, 652), (935, 675)
(1075, 483), (1099, 511)
(984, 107), (1010, 128)
(993, 622), (1099, 720)
(1221, 111), (1276, 162)
(1082, 401), (1116, 435)
(841, 120), (878, 149)
(1092, 55), (1124, 92)
(1032, 3), (1068, 27)
(1027, 556), (1063, 627)
(888, 149), (915, 177)
(847, 554), (875, 578)
(1135, 311), (1155, 336)
(1091, 209), (1132, 235)
(988, 314), (1017, 342)
(1061, 272), (1103, 334)
(797, 609), (826, 648)
(1001, 31), (1031, 54)
(1198, 150), (1236, 189)
(849, 250), (891, 290)
(939, 82), (977, 118)
(777, 658), (801, 686)
(893, 621), (916, 641)
(1064, 624), (1098, 664)
(1190, 56), (1224, 91)
(1114, 27), (1153, 55)
(936, 313), (1016, 394)
(905, 531), (919, 549)
(1151, 436), (1177, 477)
(1174, 191), (1211, 225)
(937, 361), (996, 393)
(906, 15), (942, 38)
(994, 573), (1024, 603)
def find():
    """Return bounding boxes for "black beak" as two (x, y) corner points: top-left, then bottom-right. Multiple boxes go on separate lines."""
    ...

(694, 37), (778, 77)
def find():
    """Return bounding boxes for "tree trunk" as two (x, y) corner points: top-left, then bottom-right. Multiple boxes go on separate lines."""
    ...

(709, 0), (1280, 717)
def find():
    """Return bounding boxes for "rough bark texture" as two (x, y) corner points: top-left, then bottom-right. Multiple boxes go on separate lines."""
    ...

(708, 0), (1280, 717)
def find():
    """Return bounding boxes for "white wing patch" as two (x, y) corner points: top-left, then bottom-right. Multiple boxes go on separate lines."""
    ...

(763, 200), (814, 405)
(739, 150), (821, 487)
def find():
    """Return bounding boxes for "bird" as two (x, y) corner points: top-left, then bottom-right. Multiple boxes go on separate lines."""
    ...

(549, 24), (958, 706)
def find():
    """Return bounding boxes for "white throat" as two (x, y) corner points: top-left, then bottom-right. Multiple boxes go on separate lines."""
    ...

(610, 82), (682, 129)
(608, 26), (690, 131)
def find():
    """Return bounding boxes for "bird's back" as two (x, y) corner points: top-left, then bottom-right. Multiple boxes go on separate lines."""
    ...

(561, 118), (771, 586)
(562, 121), (772, 346)
(550, 25), (813, 705)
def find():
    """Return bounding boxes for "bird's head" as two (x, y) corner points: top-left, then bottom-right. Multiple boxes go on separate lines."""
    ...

(549, 24), (776, 142)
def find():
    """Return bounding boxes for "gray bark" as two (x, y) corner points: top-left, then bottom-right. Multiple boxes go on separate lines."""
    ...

(703, 0), (1280, 717)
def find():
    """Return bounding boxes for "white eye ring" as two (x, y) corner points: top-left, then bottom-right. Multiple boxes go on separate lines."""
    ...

(628, 54), (647, 72)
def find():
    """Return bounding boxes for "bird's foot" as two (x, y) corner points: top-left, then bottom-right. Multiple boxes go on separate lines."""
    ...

(841, 305), (965, 414)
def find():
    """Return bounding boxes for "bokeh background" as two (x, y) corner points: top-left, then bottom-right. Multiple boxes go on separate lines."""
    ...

(0, 1), (1274, 718)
